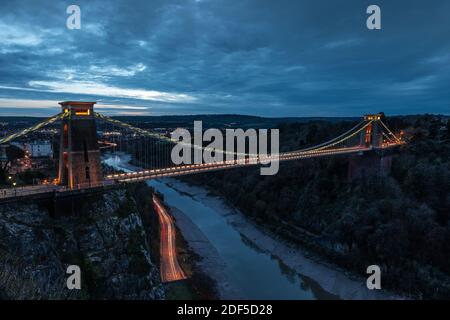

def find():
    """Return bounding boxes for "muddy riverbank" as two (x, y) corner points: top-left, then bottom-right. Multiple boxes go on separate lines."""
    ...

(157, 178), (400, 300)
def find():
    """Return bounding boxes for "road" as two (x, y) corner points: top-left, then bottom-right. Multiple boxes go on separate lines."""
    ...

(0, 184), (60, 199)
(0, 144), (404, 201)
(0, 180), (115, 201)
(107, 146), (375, 183)
(152, 195), (187, 283)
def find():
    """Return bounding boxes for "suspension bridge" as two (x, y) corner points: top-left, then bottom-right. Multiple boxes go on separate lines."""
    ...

(0, 102), (404, 202)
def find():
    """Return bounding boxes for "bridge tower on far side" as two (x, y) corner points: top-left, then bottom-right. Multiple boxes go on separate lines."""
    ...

(58, 101), (103, 189)
(350, 113), (392, 181)
(360, 114), (383, 148)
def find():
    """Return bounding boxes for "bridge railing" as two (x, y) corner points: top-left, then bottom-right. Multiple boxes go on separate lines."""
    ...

(0, 110), (405, 197)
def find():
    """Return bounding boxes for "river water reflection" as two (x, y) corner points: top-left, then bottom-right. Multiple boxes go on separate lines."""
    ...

(104, 153), (335, 300)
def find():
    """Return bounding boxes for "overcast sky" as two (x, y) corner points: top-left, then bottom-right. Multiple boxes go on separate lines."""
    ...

(0, 0), (449, 117)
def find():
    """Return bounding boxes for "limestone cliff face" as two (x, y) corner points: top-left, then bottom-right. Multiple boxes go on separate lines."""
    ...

(0, 187), (164, 300)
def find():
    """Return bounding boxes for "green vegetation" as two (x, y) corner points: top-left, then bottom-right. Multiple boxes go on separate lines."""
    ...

(182, 115), (450, 299)
(115, 190), (137, 218)
(0, 145), (24, 186)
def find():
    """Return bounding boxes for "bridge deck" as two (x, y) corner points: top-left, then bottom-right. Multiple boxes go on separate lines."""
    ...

(107, 146), (373, 183)
(0, 143), (403, 202)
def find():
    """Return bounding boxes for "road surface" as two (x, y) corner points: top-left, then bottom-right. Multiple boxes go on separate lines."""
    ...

(152, 195), (187, 283)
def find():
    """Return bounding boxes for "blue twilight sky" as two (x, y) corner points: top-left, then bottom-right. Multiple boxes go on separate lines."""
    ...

(0, 0), (449, 117)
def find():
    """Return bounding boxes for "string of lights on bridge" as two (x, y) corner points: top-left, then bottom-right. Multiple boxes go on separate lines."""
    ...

(0, 106), (404, 200)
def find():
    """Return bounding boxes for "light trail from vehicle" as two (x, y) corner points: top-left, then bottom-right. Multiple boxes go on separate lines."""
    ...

(153, 195), (187, 283)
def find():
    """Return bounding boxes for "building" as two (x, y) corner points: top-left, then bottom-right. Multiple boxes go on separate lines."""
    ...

(24, 141), (53, 158)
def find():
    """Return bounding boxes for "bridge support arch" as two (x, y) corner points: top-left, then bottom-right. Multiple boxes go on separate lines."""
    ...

(58, 102), (103, 189)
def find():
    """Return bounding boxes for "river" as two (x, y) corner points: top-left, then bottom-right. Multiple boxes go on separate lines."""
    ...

(103, 153), (394, 300)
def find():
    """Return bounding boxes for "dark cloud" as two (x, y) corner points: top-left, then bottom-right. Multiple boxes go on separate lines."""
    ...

(0, 0), (449, 117)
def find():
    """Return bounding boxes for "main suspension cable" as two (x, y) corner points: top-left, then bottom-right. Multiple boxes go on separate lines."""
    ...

(0, 112), (66, 145)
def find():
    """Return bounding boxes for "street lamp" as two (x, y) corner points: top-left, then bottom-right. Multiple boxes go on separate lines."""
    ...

(12, 182), (17, 197)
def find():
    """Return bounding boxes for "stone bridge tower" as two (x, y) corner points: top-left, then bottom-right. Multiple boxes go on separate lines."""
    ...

(360, 114), (383, 148)
(350, 113), (392, 181)
(58, 101), (103, 189)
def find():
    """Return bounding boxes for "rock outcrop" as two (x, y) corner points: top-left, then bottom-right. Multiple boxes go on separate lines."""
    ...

(0, 187), (164, 300)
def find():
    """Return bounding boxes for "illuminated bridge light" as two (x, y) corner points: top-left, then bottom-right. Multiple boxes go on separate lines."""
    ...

(0, 109), (405, 197)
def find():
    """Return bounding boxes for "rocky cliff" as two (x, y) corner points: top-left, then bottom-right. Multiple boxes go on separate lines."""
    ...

(0, 186), (164, 299)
